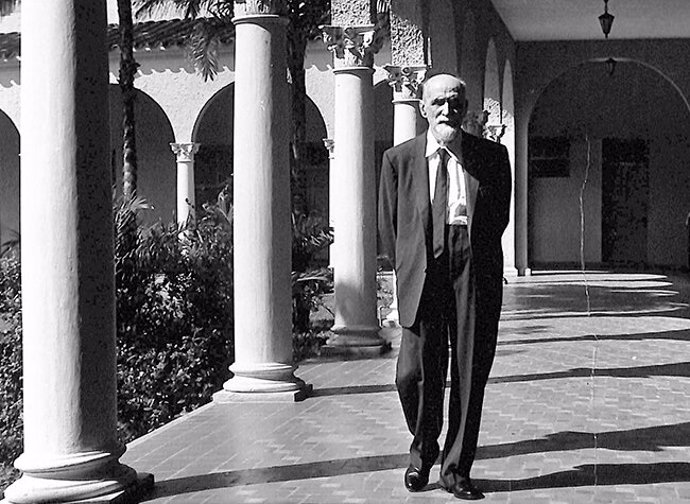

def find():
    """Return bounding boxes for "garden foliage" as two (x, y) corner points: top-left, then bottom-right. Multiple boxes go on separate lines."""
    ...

(0, 186), (334, 486)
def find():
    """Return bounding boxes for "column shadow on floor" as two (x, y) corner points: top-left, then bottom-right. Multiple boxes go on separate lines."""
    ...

(476, 422), (690, 459)
(487, 361), (690, 384)
(474, 462), (690, 493)
(141, 453), (410, 500)
(143, 422), (690, 500)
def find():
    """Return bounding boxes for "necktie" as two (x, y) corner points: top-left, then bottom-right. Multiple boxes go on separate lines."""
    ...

(432, 149), (448, 258)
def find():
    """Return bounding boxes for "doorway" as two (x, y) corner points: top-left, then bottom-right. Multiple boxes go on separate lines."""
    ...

(601, 138), (649, 266)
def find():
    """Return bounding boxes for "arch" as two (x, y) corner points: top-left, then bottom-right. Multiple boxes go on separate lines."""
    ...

(483, 38), (501, 128)
(193, 82), (332, 214)
(527, 59), (690, 270)
(0, 109), (19, 250)
(109, 85), (176, 225)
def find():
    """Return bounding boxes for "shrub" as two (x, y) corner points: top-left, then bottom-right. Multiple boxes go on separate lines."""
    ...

(0, 252), (22, 488)
(115, 194), (234, 442)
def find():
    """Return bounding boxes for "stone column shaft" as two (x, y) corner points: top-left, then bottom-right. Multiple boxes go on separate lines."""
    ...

(217, 11), (308, 401)
(170, 142), (199, 226)
(320, 21), (388, 353)
(323, 138), (336, 268)
(5, 1), (150, 502)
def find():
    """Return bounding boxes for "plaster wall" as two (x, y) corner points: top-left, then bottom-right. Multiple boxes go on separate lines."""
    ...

(109, 48), (236, 143)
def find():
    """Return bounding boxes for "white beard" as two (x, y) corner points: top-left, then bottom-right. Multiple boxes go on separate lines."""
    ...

(432, 123), (460, 145)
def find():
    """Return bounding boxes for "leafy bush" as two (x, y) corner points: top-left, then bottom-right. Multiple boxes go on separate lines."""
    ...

(0, 186), (335, 486)
(115, 193), (234, 442)
(0, 252), (22, 488)
(291, 208), (333, 340)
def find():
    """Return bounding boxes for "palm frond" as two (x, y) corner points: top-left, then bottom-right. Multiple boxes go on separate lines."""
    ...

(0, 0), (18, 17)
(188, 18), (222, 81)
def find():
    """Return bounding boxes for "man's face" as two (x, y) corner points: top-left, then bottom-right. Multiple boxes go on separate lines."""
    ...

(419, 75), (467, 145)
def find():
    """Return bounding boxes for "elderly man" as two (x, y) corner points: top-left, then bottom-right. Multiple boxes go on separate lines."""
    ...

(378, 73), (511, 500)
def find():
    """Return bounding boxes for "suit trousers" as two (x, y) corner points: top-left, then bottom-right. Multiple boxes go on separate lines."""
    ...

(395, 225), (495, 485)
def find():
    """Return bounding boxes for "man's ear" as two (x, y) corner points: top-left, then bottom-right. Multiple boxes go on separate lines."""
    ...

(419, 101), (428, 119)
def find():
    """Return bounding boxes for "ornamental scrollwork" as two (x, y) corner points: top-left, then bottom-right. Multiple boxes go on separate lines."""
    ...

(384, 64), (427, 99)
(320, 25), (381, 68)
(234, 0), (287, 16)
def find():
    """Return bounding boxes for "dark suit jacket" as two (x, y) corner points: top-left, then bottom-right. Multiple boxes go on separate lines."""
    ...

(378, 131), (512, 328)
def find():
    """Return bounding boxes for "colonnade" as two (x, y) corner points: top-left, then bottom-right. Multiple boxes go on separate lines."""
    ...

(6, 0), (521, 501)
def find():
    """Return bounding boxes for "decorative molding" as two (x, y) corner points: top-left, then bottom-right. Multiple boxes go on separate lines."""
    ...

(170, 142), (200, 163)
(320, 24), (381, 68)
(485, 123), (507, 143)
(233, 0), (287, 16)
(323, 138), (335, 159)
(383, 64), (427, 100)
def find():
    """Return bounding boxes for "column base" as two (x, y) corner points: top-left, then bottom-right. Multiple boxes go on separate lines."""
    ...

(2, 461), (152, 504)
(517, 267), (532, 277)
(382, 309), (399, 327)
(322, 326), (391, 357)
(215, 362), (311, 402)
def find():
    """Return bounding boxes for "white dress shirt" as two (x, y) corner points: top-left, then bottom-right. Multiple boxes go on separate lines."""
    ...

(426, 131), (468, 226)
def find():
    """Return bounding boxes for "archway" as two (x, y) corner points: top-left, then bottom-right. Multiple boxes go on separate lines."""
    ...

(0, 110), (19, 251)
(109, 85), (176, 224)
(193, 82), (330, 214)
(528, 59), (690, 269)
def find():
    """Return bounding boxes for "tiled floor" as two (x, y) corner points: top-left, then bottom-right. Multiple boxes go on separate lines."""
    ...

(122, 270), (690, 503)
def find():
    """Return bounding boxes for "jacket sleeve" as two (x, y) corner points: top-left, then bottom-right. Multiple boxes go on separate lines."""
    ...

(378, 149), (398, 268)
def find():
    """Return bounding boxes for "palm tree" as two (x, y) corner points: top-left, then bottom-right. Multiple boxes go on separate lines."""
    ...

(118, 0), (140, 202)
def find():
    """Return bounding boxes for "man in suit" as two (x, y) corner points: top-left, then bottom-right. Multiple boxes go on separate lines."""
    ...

(378, 73), (511, 500)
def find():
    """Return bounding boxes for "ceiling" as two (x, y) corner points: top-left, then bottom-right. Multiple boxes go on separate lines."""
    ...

(490, 0), (690, 41)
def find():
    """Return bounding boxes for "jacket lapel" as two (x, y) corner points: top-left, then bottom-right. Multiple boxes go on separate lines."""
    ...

(412, 135), (430, 238)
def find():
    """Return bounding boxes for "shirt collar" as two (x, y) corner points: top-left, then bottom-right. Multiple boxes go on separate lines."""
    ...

(425, 129), (461, 161)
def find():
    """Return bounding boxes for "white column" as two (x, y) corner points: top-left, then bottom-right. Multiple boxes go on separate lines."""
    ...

(320, 24), (388, 353)
(385, 65), (426, 145)
(382, 65), (426, 327)
(515, 113), (530, 276)
(323, 138), (336, 268)
(4, 1), (151, 502)
(170, 142), (200, 226)
(215, 3), (309, 401)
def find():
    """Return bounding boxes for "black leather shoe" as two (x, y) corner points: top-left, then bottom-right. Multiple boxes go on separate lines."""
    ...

(445, 478), (484, 500)
(404, 464), (430, 492)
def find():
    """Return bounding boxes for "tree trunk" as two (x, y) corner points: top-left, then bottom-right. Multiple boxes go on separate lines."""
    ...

(287, 19), (308, 213)
(118, 0), (139, 202)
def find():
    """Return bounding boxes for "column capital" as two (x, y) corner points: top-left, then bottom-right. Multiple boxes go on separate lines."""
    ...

(384, 64), (427, 100)
(323, 138), (335, 159)
(233, 0), (287, 16)
(319, 24), (382, 68)
(170, 142), (200, 162)
(485, 123), (507, 143)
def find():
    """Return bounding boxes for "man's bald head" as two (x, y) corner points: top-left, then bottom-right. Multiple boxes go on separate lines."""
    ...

(419, 73), (468, 145)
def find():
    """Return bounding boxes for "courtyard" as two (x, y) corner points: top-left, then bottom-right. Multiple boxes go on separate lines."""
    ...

(121, 270), (690, 503)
